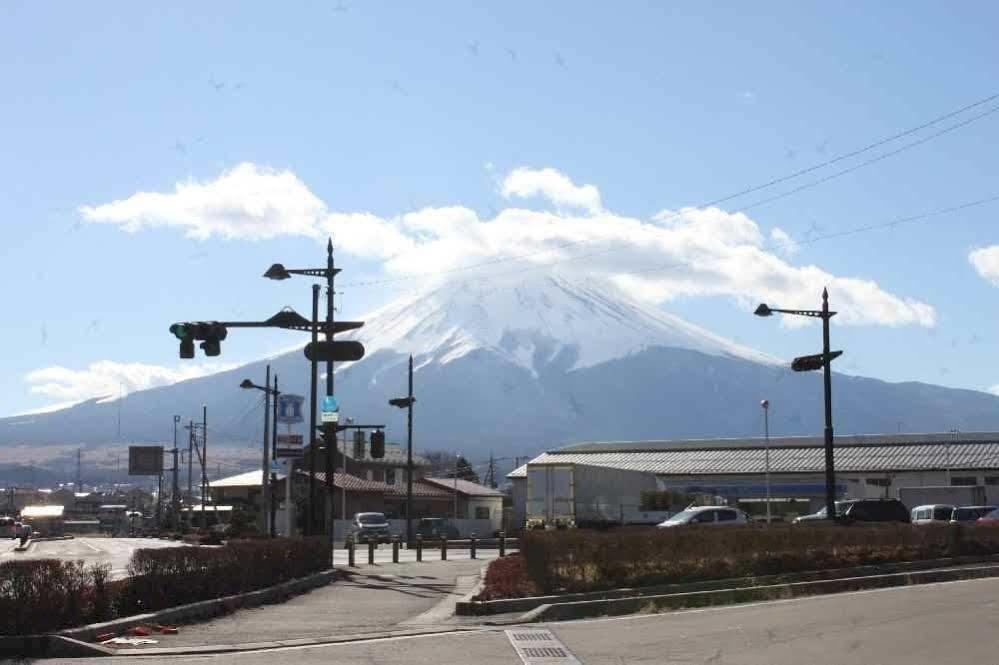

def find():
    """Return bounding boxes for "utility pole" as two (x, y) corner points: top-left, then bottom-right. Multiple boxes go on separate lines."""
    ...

(820, 288), (836, 523)
(200, 406), (208, 530)
(271, 374), (279, 538)
(172, 415), (180, 530)
(260, 364), (272, 535)
(487, 452), (496, 489)
(76, 448), (82, 493)
(390, 356), (416, 545)
(761, 400), (771, 524)
(187, 420), (194, 510)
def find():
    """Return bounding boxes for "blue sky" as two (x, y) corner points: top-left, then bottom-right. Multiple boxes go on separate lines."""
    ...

(2, 1), (999, 417)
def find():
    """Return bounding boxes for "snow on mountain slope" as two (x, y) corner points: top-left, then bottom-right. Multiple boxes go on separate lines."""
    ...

(346, 274), (778, 374)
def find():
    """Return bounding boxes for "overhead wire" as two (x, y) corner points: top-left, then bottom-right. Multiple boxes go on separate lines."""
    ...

(338, 92), (999, 291)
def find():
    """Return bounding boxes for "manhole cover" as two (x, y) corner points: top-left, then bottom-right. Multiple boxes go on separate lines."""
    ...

(505, 628), (581, 664)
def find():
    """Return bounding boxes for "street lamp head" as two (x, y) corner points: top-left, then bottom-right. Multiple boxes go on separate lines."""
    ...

(760, 399), (769, 409)
(754, 303), (773, 317)
(239, 379), (256, 390)
(263, 263), (292, 280)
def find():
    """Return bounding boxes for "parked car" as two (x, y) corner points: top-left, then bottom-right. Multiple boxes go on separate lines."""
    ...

(0, 516), (15, 539)
(350, 512), (392, 544)
(977, 507), (999, 524)
(951, 505), (997, 523)
(792, 500), (855, 523)
(794, 499), (910, 524)
(417, 517), (460, 539)
(657, 506), (749, 527)
(911, 504), (955, 525)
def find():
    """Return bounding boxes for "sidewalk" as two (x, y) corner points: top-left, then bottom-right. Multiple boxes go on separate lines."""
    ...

(124, 558), (488, 650)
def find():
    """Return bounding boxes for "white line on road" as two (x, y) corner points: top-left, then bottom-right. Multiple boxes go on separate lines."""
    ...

(81, 539), (102, 552)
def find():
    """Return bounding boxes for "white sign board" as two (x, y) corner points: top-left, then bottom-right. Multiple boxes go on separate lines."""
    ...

(321, 411), (340, 423)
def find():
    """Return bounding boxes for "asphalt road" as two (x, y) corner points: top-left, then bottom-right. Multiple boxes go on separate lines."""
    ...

(0, 536), (182, 578)
(40, 576), (999, 664)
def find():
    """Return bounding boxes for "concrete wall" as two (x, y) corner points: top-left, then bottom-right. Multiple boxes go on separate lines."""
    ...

(463, 496), (503, 532)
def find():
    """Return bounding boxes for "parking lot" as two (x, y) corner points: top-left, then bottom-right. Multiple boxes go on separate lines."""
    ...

(0, 537), (184, 578)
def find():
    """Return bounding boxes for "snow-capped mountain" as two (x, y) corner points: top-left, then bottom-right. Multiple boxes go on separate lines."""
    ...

(4, 272), (999, 477)
(346, 274), (776, 374)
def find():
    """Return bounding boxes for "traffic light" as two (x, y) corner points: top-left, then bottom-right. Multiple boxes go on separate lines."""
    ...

(169, 322), (228, 358)
(353, 430), (365, 459)
(370, 430), (385, 459)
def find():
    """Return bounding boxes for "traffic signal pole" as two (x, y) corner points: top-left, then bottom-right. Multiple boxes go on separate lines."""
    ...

(308, 284), (319, 536)
(325, 240), (336, 541)
(821, 288), (836, 523)
(406, 356), (414, 546)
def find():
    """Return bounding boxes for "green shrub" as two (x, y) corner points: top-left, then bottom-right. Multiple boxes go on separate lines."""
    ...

(521, 523), (999, 594)
(0, 537), (332, 635)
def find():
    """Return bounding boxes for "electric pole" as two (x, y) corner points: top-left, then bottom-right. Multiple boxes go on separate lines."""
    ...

(201, 405), (208, 530)
(76, 448), (82, 493)
(172, 415), (180, 530)
(325, 239), (336, 542)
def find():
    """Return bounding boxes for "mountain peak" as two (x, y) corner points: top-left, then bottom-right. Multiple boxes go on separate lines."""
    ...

(350, 273), (776, 375)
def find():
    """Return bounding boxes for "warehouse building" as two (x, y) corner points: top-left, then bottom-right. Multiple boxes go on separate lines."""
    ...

(508, 432), (999, 526)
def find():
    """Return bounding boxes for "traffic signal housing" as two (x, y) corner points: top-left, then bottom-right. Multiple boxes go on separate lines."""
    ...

(370, 430), (385, 459)
(169, 321), (228, 358)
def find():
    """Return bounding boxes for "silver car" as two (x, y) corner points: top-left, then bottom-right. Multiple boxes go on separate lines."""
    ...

(657, 506), (749, 527)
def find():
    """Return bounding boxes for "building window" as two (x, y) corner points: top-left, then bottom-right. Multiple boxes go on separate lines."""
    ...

(475, 506), (490, 519)
(865, 478), (890, 487)
(950, 476), (977, 486)
(985, 476), (999, 486)
(385, 468), (396, 485)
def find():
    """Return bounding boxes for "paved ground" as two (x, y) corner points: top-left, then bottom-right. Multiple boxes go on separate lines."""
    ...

(333, 543), (515, 565)
(39, 575), (999, 664)
(0, 536), (182, 578)
(112, 558), (486, 650)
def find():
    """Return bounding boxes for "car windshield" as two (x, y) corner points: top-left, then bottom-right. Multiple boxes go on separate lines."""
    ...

(665, 510), (703, 523)
(357, 514), (386, 524)
(954, 507), (995, 521)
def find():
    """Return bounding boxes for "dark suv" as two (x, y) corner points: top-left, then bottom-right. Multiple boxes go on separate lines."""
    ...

(795, 499), (910, 524)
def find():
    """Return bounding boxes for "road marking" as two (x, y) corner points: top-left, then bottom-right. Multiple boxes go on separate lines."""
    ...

(506, 628), (581, 664)
(81, 539), (102, 552)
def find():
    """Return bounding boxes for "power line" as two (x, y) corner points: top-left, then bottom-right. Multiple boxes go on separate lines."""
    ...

(338, 92), (999, 290)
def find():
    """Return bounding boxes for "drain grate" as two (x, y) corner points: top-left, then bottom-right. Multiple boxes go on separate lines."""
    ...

(506, 628), (581, 664)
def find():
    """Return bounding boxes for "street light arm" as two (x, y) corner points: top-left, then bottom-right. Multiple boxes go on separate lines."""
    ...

(766, 308), (835, 318)
(285, 267), (342, 278)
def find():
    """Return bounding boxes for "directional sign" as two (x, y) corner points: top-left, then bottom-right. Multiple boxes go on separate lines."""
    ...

(321, 395), (339, 413)
(321, 410), (340, 423)
(128, 446), (163, 476)
(304, 340), (366, 363)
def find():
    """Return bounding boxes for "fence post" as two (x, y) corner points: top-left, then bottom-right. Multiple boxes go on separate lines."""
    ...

(416, 534), (423, 562)
(347, 539), (356, 567)
(368, 539), (375, 565)
(499, 530), (506, 557)
(440, 535), (447, 560)
(392, 536), (400, 563)
(470, 534), (477, 559)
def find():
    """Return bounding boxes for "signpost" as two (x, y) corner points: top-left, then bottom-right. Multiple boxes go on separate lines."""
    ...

(321, 395), (340, 423)
(276, 394), (305, 424)
(304, 341), (365, 362)
(128, 446), (164, 476)
(275, 434), (304, 458)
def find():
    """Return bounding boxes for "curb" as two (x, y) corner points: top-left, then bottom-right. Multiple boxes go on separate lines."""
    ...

(114, 627), (478, 657)
(521, 562), (999, 622)
(59, 568), (337, 644)
(457, 552), (999, 616)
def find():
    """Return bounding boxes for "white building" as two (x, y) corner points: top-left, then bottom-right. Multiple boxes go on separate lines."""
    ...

(509, 432), (999, 526)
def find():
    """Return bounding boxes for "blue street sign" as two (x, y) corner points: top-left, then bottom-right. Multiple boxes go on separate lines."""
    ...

(321, 395), (339, 413)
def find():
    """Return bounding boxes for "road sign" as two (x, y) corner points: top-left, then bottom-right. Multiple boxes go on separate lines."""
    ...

(275, 433), (304, 459)
(276, 394), (305, 424)
(128, 446), (164, 475)
(321, 395), (339, 413)
(321, 410), (340, 423)
(304, 340), (366, 362)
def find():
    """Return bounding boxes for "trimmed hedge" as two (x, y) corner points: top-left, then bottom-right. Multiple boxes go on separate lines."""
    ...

(473, 554), (539, 601)
(521, 523), (999, 594)
(0, 537), (331, 635)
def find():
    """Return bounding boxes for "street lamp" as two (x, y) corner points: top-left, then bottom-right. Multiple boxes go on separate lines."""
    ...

(241, 368), (280, 537)
(264, 239), (339, 538)
(761, 399), (771, 524)
(389, 356), (416, 546)
(755, 288), (842, 523)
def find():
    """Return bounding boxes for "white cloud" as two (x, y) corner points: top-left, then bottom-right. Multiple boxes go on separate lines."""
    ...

(80, 163), (936, 329)
(989, 385), (999, 396)
(79, 163), (327, 241)
(25, 361), (233, 403)
(969, 246), (999, 287)
(500, 167), (602, 213)
(770, 227), (798, 256)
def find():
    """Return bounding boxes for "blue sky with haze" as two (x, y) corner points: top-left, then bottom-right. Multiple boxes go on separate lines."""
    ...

(3, 1), (999, 416)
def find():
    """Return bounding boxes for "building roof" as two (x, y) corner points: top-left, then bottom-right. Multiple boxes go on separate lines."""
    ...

(424, 478), (505, 497)
(21, 505), (65, 518)
(209, 470), (285, 488)
(528, 433), (999, 475)
(507, 464), (527, 479)
(307, 471), (454, 497)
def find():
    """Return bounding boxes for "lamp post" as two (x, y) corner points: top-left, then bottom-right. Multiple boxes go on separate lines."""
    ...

(264, 239), (340, 537)
(240, 370), (280, 537)
(755, 288), (842, 523)
(389, 355), (416, 546)
(761, 399), (771, 524)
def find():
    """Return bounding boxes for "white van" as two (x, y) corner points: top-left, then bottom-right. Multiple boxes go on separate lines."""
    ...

(910, 504), (954, 525)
